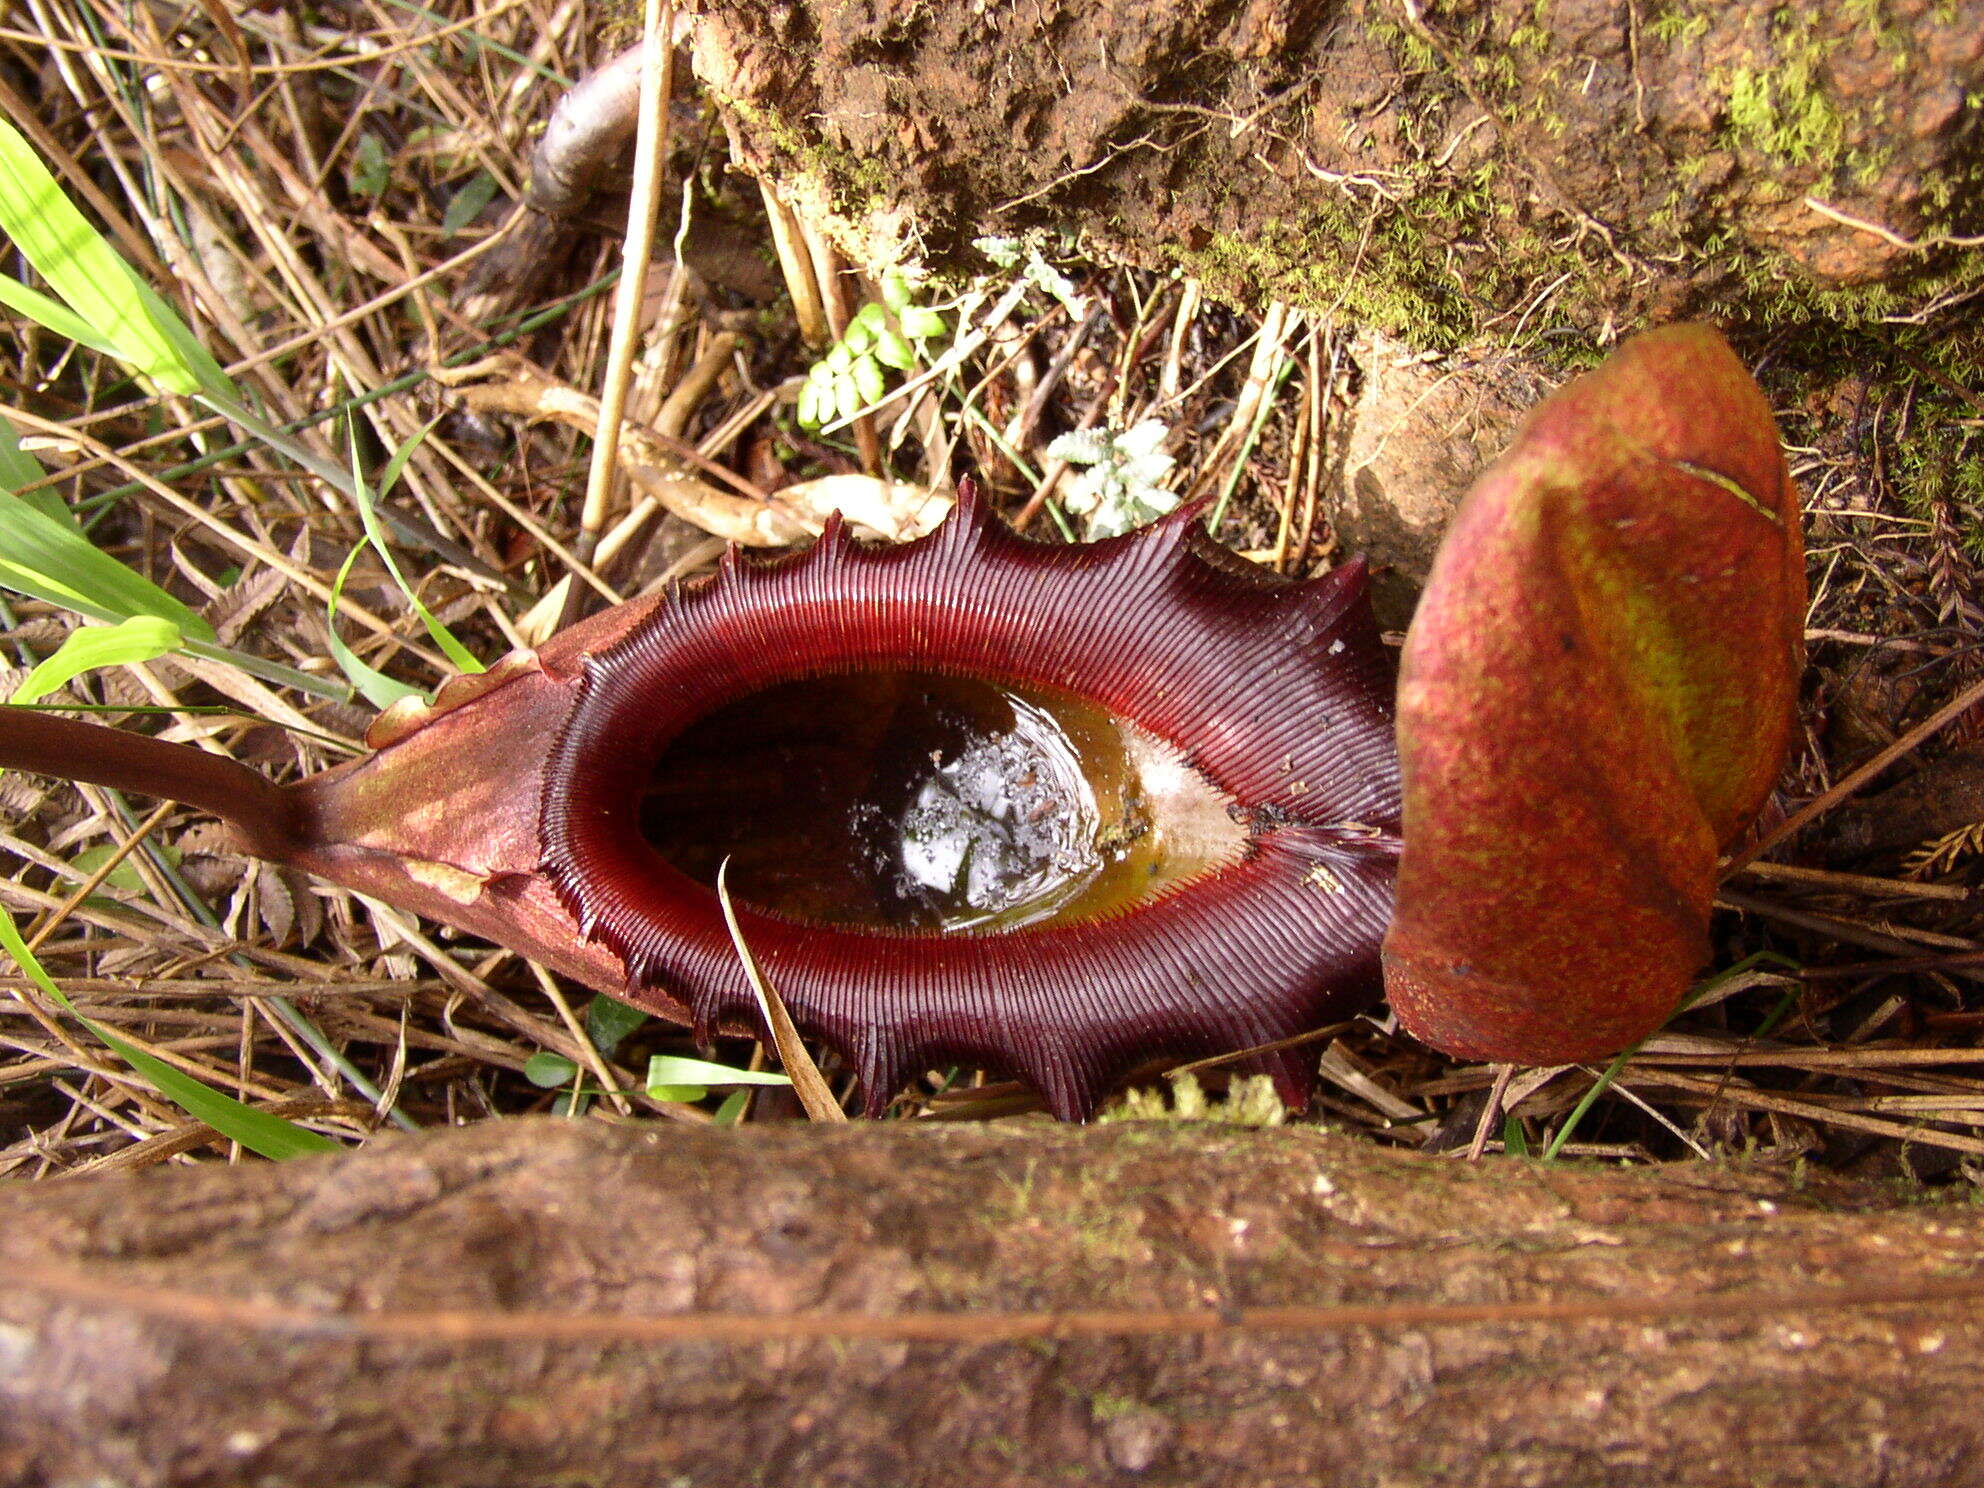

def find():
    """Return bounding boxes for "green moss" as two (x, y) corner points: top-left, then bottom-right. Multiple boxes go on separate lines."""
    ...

(1724, 60), (1843, 166)
(1157, 176), (1624, 355)
(1161, 217), (1463, 345)
(1165, 205), (1443, 340)
(1845, 0), (1910, 57)
(1089, 1391), (1151, 1422)
(721, 95), (892, 212)
(1711, 12), (1899, 188)
(1368, 17), (1440, 72)
(1721, 234), (1984, 329)
(1737, 294), (1984, 564)
(1101, 1073), (1287, 1126)
(1647, 7), (1711, 45)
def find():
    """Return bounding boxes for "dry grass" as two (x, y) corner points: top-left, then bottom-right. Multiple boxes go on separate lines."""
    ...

(3, 0), (1984, 1183)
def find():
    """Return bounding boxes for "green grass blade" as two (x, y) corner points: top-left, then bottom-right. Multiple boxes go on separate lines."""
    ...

(177, 636), (351, 702)
(13, 616), (179, 703)
(646, 1054), (793, 1088)
(376, 413), (444, 501)
(124, 266), (235, 398)
(1540, 950), (1803, 1162)
(345, 419), (483, 674)
(1500, 1113), (1530, 1157)
(0, 272), (127, 362)
(0, 415), (65, 522)
(1539, 1044), (1637, 1163)
(0, 439), (329, 691)
(0, 482), (214, 639)
(0, 117), (231, 398)
(645, 1082), (708, 1103)
(0, 902), (335, 1159)
(326, 546), (423, 709)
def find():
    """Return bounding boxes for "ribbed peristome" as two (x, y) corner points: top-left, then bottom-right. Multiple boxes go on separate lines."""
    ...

(541, 487), (1401, 1119)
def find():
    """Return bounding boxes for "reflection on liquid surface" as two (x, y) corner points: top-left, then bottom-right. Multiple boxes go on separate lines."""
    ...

(643, 670), (1244, 933)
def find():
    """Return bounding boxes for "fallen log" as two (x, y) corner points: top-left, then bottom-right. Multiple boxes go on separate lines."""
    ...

(4, 1117), (1984, 1485)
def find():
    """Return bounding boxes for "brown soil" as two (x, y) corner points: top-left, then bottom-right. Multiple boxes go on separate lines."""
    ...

(689, 0), (1984, 344)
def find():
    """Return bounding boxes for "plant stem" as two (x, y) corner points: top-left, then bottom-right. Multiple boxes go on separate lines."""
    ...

(0, 706), (300, 859)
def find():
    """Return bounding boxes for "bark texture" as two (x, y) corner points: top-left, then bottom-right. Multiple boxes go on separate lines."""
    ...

(686, 0), (1984, 342)
(5, 1117), (1984, 1486)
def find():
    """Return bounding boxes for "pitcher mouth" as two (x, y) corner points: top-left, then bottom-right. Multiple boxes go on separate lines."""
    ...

(540, 481), (1402, 1119)
(636, 666), (1250, 936)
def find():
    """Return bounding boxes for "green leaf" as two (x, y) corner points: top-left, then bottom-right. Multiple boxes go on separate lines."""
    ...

(1501, 1114), (1529, 1158)
(880, 268), (917, 311)
(0, 117), (230, 398)
(712, 1089), (751, 1125)
(0, 415), (66, 523)
(325, 545), (425, 710)
(646, 1082), (707, 1103)
(872, 326), (916, 371)
(126, 268), (235, 399)
(796, 377), (826, 429)
(345, 421), (484, 675)
(645, 1054), (791, 1088)
(442, 173), (499, 236)
(832, 370), (861, 422)
(584, 995), (649, 1060)
(13, 616), (180, 704)
(68, 838), (180, 897)
(0, 272), (126, 361)
(851, 353), (886, 405)
(0, 416), (43, 491)
(524, 1051), (579, 1088)
(0, 902), (335, 1159)
(898, 305), (946, 341)
(973, 235), (1023, 270)
(350, 133), (391, 199)
(376, 413), (445, 500)
(0, 484), (214, 639)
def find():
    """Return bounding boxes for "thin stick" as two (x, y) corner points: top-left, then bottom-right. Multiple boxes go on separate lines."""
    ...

(24, 800), (175, 953)
(759, 182), (830, 350)
(19, 1259), (1984, 1348)
(1272, 342), (1313, 572)
(801, 224), (882, 475)
(1466, 1063), (1513, 1161)
(715, 861), (846, 1122)
(1723, 672), (1984, 877)
(577, 0), (675, 546)
(529, 963), (634, 1118)
(1733, 860), (1970, 902)
(1628, 1068), (1984, 1156)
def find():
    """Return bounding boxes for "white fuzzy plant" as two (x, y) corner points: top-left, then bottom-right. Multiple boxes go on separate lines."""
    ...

(1046, 419), (1179, 540)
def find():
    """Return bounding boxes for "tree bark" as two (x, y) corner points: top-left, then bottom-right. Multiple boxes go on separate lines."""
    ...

(685, 0), (1984, 342)
(5, 1116), (1984, 1486)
